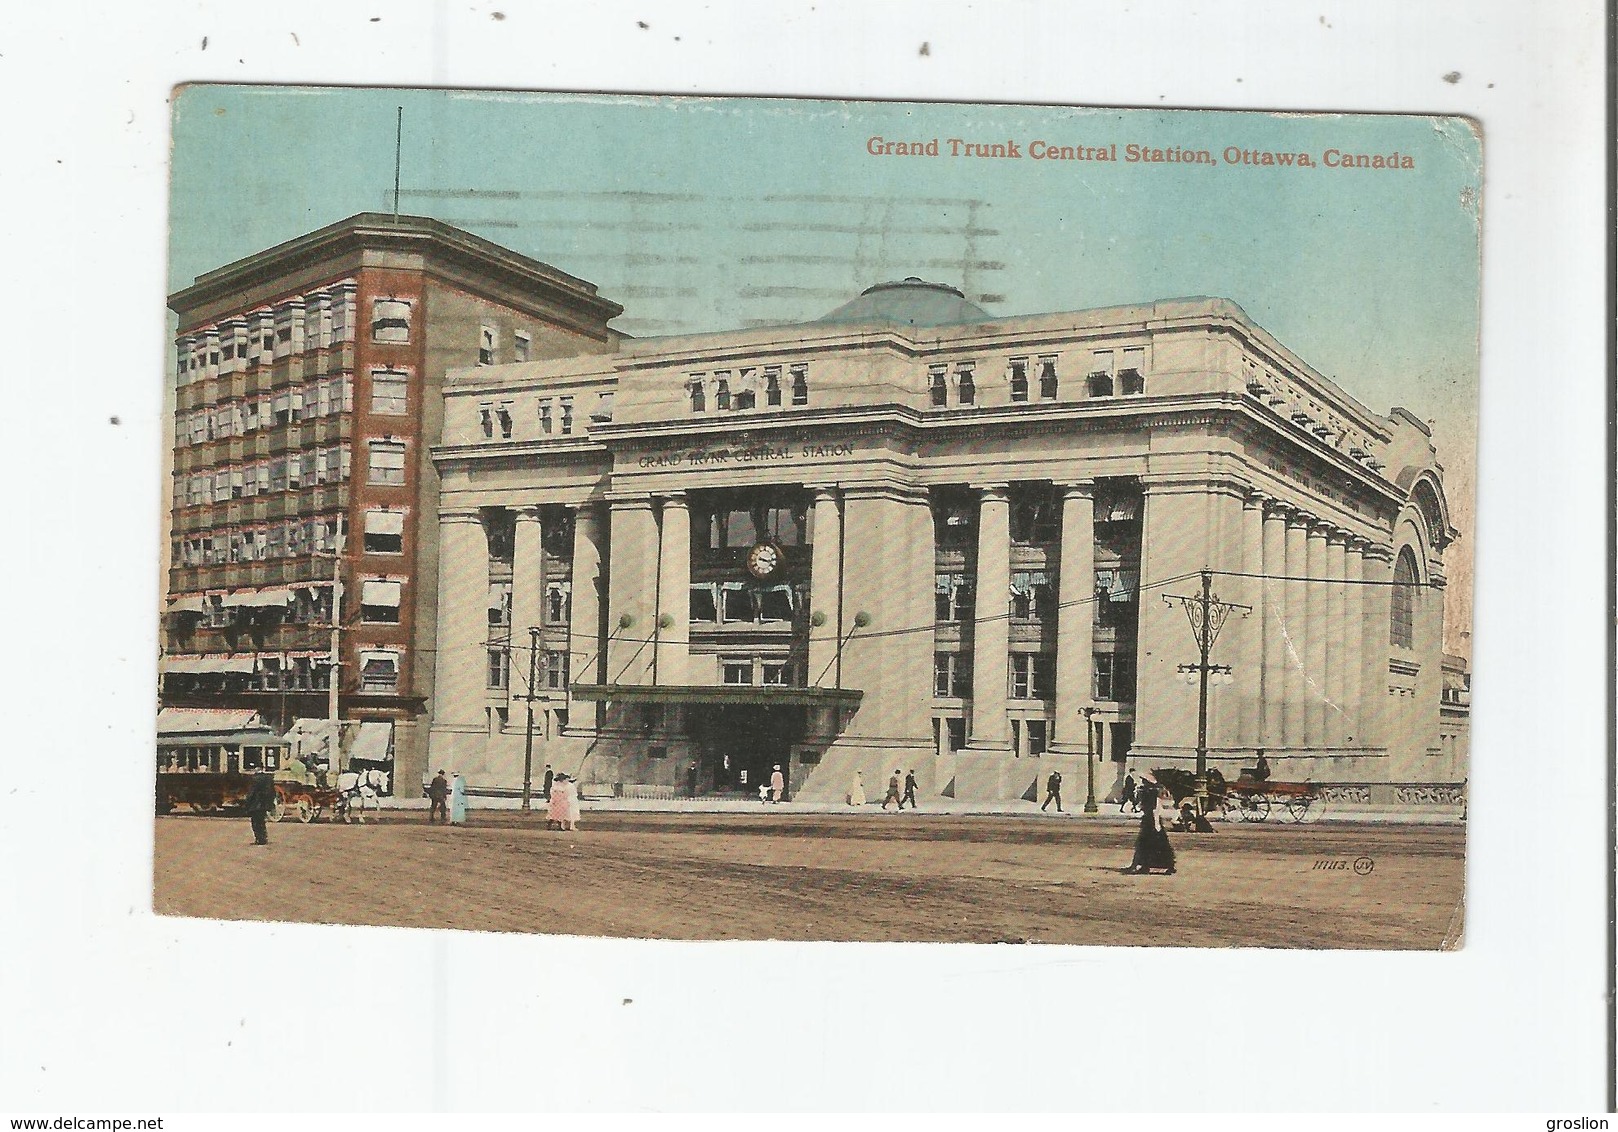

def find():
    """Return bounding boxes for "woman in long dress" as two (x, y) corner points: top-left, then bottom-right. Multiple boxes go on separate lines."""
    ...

(848, 769), (866, 807)
(1125, 772), (1176, 874)
(559, 774), (581, 831)
(547, 773), (568, 828)
(449, 772), (468, 826)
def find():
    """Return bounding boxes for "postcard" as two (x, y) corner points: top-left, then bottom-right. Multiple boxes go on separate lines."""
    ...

(155, 87), (1478, 950)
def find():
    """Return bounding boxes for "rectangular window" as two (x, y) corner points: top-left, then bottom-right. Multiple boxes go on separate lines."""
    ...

(359, 651), (400, 692)
(721, 658), (753, 686)
(689, 377), (706, 414)
(761, 661), (796, 687)
(718, 581), (750, 624)
(956, 364), (976, 405)
(495, 401), (514, 439)
(543, 650), (570, 690)
(371, 369), (408, 415)
(734, 368), (757, 411)
(1038, 356), (1059, 400)
(1120, 347), (1146, 395)
(372, 299), (411, 343)
(1010, 571), (1053, 621)
(714, 377), (731, 412)
(363, 509), (405, 555)
(764, 366), (782, 407)
(559, 397), (574, 434)
(479, 326), (496, 366)
(1094, 651), (1137, 702)
(538, 400), (553, 434)
(790, 364), (809, 406)
(487, 648), (509, 690)
(933, 652), (971, 697)
(934, 574), (974, 623)
(1088, 350), (1115, 397)
(368, 441), (406, 486)
(513, 332), (530, 363)
(1026, 719), (1048, 756)
(360, 577), (403, 623)
(1010, 654), (1055, 700)
(946, 717), (967, 752)
(545, 580), (572, 625)
(689, 583), (718, 623)
(928, 365), (948, 407)
(487, 582), (512, 629)
(1008, 357), (1029, 402)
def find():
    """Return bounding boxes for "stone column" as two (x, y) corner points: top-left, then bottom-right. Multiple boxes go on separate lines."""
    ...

(1051, 481), (1095, 754)
(1260, 501), (1290, 749)
(1282, 510), (1310, 747)
(511, 508), (546, 706)
(1304, 521), (1330, 750)
(654, 494), (691, 686)
(606, 495), (658, 685)
(966, 484), (1011, 752)
(807, 486), (843, 688)
(1343, 537), (1368, 747)
(567, 503), (605, 703)
(430, 509), (490, 752)
(1238, 492), (1267, 748)
(1325, 529), (1349, 747)
(1360, 543), (1394, 750)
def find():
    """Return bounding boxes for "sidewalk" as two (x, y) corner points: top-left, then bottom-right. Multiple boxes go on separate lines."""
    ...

(377, 794), (1464, 825)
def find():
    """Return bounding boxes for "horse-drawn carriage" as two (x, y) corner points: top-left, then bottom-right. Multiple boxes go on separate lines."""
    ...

(1151, 766), (1326, 825)
(155, 767), (390, 823)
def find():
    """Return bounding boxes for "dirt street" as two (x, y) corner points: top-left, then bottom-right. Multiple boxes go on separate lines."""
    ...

(153, 811), (1465, 949)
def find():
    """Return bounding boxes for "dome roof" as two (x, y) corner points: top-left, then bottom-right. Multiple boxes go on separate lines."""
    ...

(815, 277), (991, 328)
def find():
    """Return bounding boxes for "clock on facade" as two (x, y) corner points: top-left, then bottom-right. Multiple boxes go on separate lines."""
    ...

(745, 541), (782, 580)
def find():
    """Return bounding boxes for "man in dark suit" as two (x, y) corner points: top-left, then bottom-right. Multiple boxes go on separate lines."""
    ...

(1041, 770), (1064, 812)
(244, 771), (277, 846)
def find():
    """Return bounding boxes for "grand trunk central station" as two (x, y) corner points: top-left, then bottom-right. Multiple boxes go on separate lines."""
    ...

(427, 279), (1460, 805)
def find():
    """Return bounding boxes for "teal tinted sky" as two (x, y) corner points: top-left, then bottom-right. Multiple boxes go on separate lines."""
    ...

(170, 87), (1479, 619)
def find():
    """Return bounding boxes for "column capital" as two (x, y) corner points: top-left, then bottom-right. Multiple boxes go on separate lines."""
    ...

(1264, 499), (1295, 520)
(1306, 517), (1333, 538)
(806, 484), (841, 500)
(658, 492), (689, 510)
(1285, 507), (1314, 529)
(1059, 480), (1096, 499)
(604, 491), (655, 511)
(513, 505), (545, 523)
(1361, 542), (1394, 563)
(439, 508), (484, 527)
(972, 482), (1011, 502)
(1244, 489), (1272, 509)
(1327, 526), (1353, 545)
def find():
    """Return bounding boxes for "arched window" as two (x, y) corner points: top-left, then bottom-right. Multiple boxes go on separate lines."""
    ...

(1390, 547), (1419, 649)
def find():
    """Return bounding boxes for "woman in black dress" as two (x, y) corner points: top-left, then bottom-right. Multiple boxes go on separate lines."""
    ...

(1124, 772), (1176, 875)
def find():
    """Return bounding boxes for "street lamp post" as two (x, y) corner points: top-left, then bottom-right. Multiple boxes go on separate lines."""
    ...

(1081, 705), (1098, 813)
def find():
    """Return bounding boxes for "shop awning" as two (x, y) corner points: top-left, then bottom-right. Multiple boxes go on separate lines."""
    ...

(568, 683), (863, 708)
(348, 721), (395, 765)
(361, 579), (402, 607)
(157, 707), (266, 735)
(242, 588), (291, 607)
(167, 595), (206, 614)
(365, 510), (405, 536)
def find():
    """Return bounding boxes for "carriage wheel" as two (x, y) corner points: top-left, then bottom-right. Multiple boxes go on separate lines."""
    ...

(294, 799), (315, 824)
(269, 796), (286, 823)
(1289, 794), (1325, 824)
(191, 800), (218, 816)
(1241, 795), (1271, 822)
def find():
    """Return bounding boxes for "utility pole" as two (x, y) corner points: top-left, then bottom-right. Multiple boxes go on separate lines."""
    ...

(325, 522), (345, 778)
(521, 626), (540, 812)
(1082, 705), (1098, 813)
(1161, 569), (1249, 809)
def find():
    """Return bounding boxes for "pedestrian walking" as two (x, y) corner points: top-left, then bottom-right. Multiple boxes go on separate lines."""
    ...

(769, 764), (785, 803)
(686, 760), (700, 799)
(1041, 770), (1063, 812)
(548, 773), (580, 831)
(1254, 752), (1271, 782)
(542, 764), (554, 800)
(882, 769), (903, 811)
(449, 772), (468, 826)
(1124, 772), (1176, 875)
(1120, 771), (1137, 813)
(244, 770), (277, 846)
(901, 770), (919, 809)
(848, 769), (866, 807)
(426, 769), (449, 823)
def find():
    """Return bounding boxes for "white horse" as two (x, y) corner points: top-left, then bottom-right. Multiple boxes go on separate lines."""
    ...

(336, 768), (390, 823)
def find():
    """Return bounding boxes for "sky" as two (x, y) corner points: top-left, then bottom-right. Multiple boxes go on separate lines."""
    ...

(170, 85), (1480, 646)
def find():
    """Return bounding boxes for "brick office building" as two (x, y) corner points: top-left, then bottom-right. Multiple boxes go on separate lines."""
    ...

(160, 214), (623, 789)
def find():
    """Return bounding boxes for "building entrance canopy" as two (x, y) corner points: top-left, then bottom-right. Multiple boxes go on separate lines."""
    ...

(568, 683), (862, 709)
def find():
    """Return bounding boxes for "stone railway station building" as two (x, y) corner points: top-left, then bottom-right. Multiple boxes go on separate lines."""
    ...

(163, 215), (1464, 808)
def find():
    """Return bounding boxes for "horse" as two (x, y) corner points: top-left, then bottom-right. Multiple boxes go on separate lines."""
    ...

(335, 768), (390, 824)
